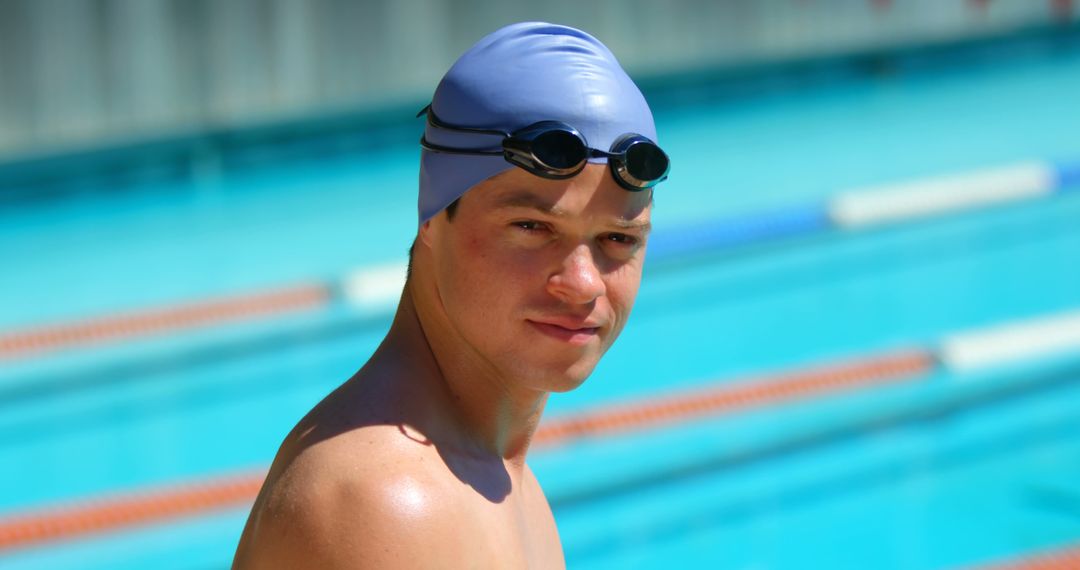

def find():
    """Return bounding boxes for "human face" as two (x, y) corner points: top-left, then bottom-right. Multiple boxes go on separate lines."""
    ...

(421, 163), (652, 393)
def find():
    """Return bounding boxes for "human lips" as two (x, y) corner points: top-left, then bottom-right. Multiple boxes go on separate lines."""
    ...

(527, 316), (603, 345)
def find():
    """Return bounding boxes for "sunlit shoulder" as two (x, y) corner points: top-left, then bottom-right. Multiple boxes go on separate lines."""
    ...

(233, 420), (474, 569)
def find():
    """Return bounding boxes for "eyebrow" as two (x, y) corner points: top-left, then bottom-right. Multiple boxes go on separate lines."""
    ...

(493, 190), (652, 234)
(494, 191), (569, 217)
(611, 218), (652, 233)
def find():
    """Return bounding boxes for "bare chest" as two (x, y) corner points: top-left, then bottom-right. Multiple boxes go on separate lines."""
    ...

(451, 482), (565, 569)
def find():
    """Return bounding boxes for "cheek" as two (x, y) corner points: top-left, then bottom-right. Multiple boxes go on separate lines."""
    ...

(461, 233), (546, 286)
(445, 239), (490, 302)
(440, 232), (527, 321)
(605, 264), (644, 319)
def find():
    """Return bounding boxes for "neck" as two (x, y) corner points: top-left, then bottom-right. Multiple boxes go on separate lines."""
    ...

(376, 280), (549, 467)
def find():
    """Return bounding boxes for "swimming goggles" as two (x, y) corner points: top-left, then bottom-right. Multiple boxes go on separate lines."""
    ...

(418, 105), (669, 192)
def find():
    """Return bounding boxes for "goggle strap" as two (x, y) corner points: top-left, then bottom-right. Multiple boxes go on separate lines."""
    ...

(417, 104), (669, 188)
(420, 136), (503, 156)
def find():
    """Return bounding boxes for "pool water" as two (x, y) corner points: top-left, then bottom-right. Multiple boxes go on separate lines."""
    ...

(2, 31), (1080, 569)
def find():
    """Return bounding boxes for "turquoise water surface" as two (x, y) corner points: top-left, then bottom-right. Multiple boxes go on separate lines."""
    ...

(1, 33), (1080, 569)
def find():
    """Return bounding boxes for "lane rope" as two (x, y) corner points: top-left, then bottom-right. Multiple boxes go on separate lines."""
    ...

(0, 472), (264, 552)
(0, 285), (331, 361)
(533, 350), (932, 446)
(974, 543), (1080, 569)
(0, 349), (933, 552)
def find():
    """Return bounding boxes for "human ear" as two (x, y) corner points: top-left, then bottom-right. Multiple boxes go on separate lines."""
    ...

(418, 218), (436, 249)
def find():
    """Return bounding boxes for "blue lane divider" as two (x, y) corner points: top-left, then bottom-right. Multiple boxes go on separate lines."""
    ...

(650, 158), (1077, 261)
(648, 202), (830, 261)
(1055, 159), (1080, 191)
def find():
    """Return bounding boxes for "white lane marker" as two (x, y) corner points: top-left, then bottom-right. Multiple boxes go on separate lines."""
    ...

(340, 262), (407, 311)
(829, 161), (1055, 228)
(940, 309), (1080, 373)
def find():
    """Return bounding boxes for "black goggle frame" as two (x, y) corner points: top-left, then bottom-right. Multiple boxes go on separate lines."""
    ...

(418, 105), (669, 192)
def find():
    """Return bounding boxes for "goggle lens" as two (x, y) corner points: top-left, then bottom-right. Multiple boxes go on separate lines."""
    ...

(624, 140), (669, 183)
(531, 130), (587, 170)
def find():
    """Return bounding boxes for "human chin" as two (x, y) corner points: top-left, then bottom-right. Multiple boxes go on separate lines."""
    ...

(552, 359), (602, 392)
(520, 343), (606, 393)
(518, 362), (595, 394)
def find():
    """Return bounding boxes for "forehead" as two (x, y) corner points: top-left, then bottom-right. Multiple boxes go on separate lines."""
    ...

(466, 164), (652, 224)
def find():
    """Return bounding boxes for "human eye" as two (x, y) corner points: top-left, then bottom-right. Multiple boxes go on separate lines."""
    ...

(602, 232), (639, 247)
(512, 220), (549, 233)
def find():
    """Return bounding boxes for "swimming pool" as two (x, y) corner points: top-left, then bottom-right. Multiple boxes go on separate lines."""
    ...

(2, 30), (1080, 569)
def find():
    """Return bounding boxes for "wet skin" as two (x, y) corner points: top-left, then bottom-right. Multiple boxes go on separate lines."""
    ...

(232, 164), (651, 569)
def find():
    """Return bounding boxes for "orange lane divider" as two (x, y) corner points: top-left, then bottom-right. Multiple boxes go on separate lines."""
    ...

(0, 350), (934, 553)
(0, 284), (332, 361)
(974, 544), (1080, 569)
(0, 471), (266, 552)
(532, 349), (935, 447)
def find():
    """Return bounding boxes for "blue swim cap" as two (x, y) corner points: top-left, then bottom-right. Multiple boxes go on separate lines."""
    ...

(418, 22), (658, 224)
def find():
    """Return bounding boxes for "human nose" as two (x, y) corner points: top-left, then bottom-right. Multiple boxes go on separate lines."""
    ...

(546, 244), (606, 305)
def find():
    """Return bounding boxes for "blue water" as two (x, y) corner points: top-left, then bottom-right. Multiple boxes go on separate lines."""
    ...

(2, 34), (1080, 569)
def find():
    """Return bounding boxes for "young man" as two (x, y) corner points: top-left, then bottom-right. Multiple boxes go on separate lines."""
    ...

(232, 22), (668, 569)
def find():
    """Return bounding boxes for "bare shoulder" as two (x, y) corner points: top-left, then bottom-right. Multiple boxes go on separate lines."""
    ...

(233, 407), (470, 569)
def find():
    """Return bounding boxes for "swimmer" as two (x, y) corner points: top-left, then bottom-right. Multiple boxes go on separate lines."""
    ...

(232, 22), (669, 569)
